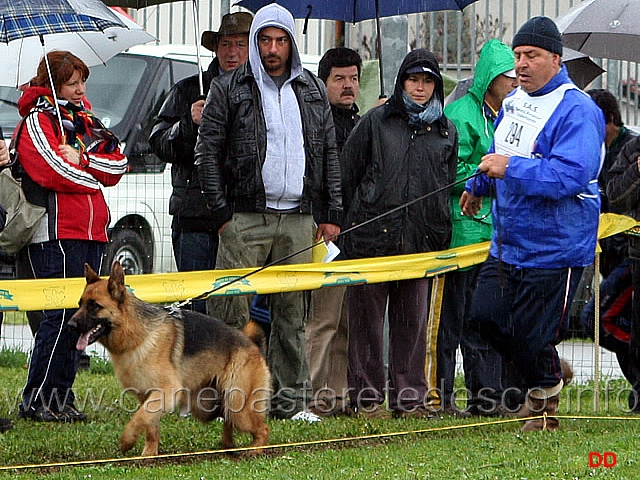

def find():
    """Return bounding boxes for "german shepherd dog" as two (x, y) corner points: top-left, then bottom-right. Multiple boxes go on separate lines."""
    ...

(68, 262), (271, 456)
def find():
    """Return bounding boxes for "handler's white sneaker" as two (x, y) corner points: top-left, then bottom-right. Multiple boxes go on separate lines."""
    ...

(290, 410), (322, 423)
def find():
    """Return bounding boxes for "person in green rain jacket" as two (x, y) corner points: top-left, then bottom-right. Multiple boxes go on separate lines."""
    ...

(433, 40), (518, 417)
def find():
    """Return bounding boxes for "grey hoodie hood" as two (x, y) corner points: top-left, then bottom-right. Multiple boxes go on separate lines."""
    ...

(249, 3), (302, 84)
(247, 3), (306, 211)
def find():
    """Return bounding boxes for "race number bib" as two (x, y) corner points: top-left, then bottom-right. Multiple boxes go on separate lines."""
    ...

(495, 84), (576, 158)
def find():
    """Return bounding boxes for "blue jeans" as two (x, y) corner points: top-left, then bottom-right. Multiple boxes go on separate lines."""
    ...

(21, 240), (104, 414)
(470, 256), (583, 390)
(172, 229), (218, 314)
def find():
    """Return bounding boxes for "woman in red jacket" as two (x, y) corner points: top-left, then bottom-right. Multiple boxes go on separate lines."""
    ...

(16, 51), (127, 422)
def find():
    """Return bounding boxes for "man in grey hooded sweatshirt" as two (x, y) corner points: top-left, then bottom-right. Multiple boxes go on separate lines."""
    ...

(194, 3), (342, 423)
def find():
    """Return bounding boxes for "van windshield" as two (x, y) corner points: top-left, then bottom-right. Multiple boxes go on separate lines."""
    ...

(86, 56), (147, 131)
(0, 55), (147, 139)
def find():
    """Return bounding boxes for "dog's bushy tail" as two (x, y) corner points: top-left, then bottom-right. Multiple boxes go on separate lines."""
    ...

(560, 358), (574, 386)
(242, 319), (267, 356)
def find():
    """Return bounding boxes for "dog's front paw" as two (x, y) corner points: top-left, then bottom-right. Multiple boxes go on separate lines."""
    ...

(120, 431), (138, 453)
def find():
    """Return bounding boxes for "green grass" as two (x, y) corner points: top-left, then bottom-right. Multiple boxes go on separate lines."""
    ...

(0, 352), (637, 478)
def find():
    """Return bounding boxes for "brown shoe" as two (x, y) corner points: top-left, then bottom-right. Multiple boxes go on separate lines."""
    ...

(309, 403), (350, 418)
(521, 395), (560, 432)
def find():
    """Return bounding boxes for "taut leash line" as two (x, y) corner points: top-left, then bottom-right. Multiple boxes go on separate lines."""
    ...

(167, 172), (482, 311)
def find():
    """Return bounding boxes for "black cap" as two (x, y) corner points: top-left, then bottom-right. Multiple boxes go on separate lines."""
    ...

(405, 65), (441, 78)
(512, 16), (563, 56)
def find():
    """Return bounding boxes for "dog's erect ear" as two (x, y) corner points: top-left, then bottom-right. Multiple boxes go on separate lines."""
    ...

(108, 261), (127, 304)
(84, 263), (101, 284)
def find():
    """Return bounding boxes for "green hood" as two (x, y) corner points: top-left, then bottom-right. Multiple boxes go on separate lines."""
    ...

(468, 39), (515, 103)
(443, 39), (514, 250)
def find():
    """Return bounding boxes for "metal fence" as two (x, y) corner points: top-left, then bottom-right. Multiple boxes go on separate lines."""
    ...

(0, 0), (635, 387)
(118, 0), (638, 385)
(131, 0), (639, 124)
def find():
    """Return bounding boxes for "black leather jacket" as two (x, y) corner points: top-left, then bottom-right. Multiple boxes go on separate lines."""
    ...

(194, 62), (342, 228)
(150, 58), (221, 232)
(607, 135), (640, 260)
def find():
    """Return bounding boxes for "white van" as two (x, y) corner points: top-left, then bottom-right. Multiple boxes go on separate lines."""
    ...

(0, 44), (321, 275)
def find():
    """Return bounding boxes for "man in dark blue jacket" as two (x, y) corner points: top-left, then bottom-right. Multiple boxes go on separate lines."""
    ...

(461, 16), (605, 432)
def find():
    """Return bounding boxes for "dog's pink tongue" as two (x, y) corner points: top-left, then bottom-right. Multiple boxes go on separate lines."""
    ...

(76, 332), (90, 351)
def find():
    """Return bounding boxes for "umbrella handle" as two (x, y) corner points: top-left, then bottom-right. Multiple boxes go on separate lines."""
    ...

(375, 0), (384, 97)
(40, 36), (66, 142)
(192, 0), (204, 96)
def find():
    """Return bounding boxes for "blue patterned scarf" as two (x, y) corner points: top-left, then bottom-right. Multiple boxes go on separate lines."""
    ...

(402, 91), (443, 128)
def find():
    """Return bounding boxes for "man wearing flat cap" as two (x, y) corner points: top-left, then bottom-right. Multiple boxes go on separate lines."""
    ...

(150, 12), (252, 313)
(460, 16), (605, 432)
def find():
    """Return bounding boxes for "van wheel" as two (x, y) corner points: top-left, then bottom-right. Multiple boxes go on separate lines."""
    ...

(103, 229), (152, 275)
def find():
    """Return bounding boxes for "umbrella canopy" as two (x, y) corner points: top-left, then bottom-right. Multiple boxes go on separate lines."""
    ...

(0, 0), (136, 134)
(235, 0), (479, 23)
(563, 47), (605, 90)
(0, 9), (156, 88)
(101, 0), (172, 5)
(556, 0), (640, 62)
(0, 0), (127, 42)
(235, 0), (480, 97)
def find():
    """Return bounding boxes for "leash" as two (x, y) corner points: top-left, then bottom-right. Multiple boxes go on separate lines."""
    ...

(166, 171), (483, 311)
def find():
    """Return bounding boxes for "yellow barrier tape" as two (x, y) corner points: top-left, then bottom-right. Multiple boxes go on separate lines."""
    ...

(0, 213), (637, 311)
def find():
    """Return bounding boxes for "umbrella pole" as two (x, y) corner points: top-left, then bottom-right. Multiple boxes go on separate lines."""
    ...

(374, 0), (385, 98)
(191, 0), (204, 97)
(40, 36), (66, 143)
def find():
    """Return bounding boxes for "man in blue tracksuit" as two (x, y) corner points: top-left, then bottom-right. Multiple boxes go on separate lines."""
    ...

(460, 16), (605, 432)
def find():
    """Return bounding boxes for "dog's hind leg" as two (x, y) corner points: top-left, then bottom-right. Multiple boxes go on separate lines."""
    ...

(230, 411), (270, 452)
(221, 420), (234, 449)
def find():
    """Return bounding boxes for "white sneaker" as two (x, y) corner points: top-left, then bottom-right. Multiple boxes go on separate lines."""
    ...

(290, 410), (322, 423)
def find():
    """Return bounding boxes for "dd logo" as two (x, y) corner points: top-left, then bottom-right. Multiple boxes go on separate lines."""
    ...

(589, 452), (617, 468)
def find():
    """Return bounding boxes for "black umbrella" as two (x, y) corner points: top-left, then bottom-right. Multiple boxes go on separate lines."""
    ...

(235, 0), (481, 97)
(563, 47), (605, 90)
(556, 0), (640, 63)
